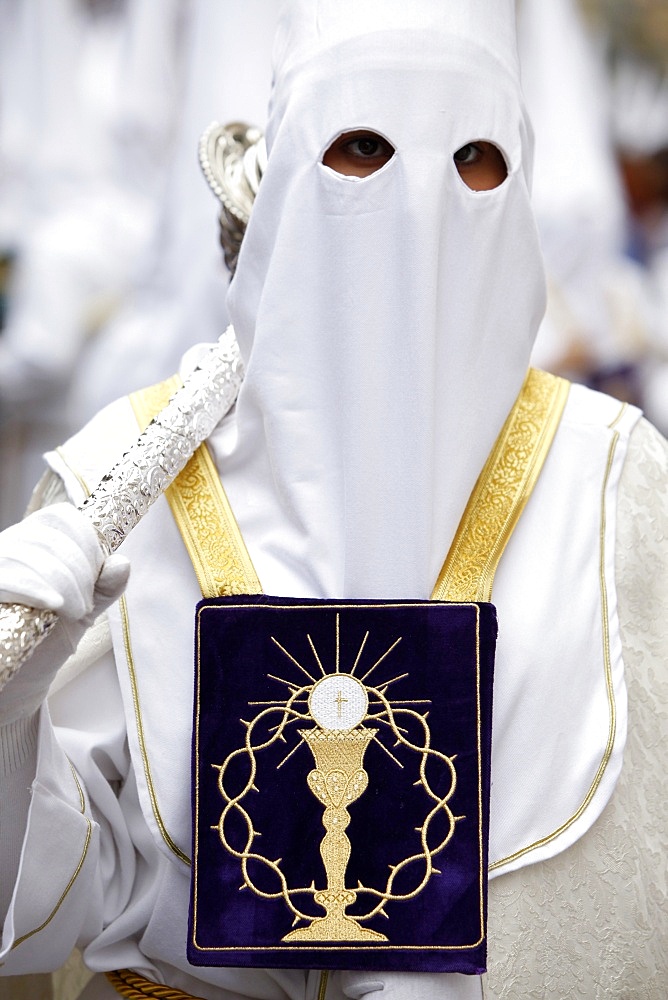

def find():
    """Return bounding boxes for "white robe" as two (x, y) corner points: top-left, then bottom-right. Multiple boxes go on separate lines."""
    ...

(0, 383), (666, 999)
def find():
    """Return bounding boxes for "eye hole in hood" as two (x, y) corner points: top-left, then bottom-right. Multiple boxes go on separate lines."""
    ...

(322, 129), (396, 177)
(453, 140), (508, 190)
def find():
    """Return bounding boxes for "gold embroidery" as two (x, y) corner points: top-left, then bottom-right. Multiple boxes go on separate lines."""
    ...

(163, 444), (261, 597)
(129, 377), (260, 598)
(133, 368), (568, 606)
(432, 369), (570, 602)
(194, 604), (477, 952)
(285, 728), (385, 943)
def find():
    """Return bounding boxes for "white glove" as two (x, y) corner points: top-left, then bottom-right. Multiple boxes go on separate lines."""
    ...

(0, 503), (130, 724)
(0, 502), (129, 618)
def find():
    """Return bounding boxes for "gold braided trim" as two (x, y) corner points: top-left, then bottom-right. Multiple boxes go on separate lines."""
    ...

(105, 968), (204, 999)
(129, 377), (261, 597)
(107, 967), (329, 999)
(432, 369), (570, 602)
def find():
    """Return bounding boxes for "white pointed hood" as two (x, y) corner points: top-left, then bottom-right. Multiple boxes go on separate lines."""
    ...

(215, 0), (547, 599)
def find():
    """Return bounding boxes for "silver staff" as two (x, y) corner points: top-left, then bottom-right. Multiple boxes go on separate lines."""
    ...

(0, 326), (244, 689)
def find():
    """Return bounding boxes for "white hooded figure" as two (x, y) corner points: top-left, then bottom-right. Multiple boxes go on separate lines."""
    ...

(218, 0), (544, 600)
(0, 1), (665, 999)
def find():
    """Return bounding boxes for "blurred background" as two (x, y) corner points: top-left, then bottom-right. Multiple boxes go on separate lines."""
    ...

(0, 0), (280, 531)
(0, 0), (667, 535)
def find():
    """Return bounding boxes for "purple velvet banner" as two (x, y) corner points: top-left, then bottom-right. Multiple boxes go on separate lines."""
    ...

(188, 596), (496, 973)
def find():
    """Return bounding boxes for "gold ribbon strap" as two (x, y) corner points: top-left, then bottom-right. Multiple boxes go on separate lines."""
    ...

(106, 968), (204, 999)
(129, 376), (261, 598)
(432, 368), (570, 602)
(131, 367), (568, 603)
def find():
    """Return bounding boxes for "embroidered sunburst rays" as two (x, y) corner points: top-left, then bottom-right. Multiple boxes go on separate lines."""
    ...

(246, 612), (431, 769)
(213, 611), (462, 939)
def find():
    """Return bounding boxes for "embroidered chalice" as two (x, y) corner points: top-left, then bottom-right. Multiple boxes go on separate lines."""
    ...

(283, 673), (386, 942)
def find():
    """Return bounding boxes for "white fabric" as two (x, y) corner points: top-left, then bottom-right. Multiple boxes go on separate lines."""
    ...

(336, 969), (482, 999)
(0, 714), (38, 921)
(0, 404), (662, 999)
(221, 0), (546, 599)
(0, 503), (114, 619)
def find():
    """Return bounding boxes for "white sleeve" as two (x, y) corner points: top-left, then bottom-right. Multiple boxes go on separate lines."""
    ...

(0, 641), (135, 975)
(0, 699), (103, 973)
(0, 466), (135, 974)
(0, 713), (39, 920)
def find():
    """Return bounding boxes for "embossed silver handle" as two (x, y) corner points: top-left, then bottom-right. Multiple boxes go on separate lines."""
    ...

(0, 326), (244, 689)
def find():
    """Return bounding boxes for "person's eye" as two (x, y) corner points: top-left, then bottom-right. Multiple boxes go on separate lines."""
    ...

(453, 143), (482, 165)
(453, 140), (508, 191)
(322, 130), (396, 177)
(344, 136), (385, 158)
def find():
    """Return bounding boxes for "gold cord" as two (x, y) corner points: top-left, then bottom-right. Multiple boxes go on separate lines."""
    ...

(105, 968), (205, 999)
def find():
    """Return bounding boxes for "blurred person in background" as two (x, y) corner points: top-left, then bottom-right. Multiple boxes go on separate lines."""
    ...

(519, 0), (654, 405)
(523, 0), (668, 434)
(611, 55), (668, 434)
(65, 0), (278, 429)
(0, 0), (280, 541)
(0, 0), (191, 529)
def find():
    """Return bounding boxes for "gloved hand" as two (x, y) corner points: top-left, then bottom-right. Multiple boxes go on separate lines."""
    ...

(0, 502), (130, 724)
(0, 502), (129, 619)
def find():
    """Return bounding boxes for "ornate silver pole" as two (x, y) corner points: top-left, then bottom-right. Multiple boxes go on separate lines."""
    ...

(0, 326), (244, 689)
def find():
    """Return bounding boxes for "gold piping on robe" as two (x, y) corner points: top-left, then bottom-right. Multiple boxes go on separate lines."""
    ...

(11, 765), (92, 951)
(119, 594), (190, 866)
(488, 401), (625, 870)
(317, 970), (330, 1000)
